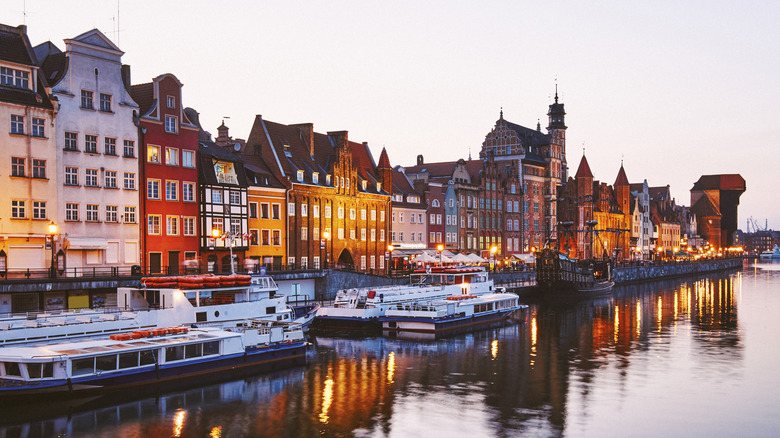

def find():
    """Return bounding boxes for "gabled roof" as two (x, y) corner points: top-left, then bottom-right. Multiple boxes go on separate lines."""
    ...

(130, 82), (154, 115)
(198, 140), (249, 187)
(505, 120), (550, 147)
(691, 174), (746, 191)
(575, 155), (593, 179)
(0, 24), (35, 65)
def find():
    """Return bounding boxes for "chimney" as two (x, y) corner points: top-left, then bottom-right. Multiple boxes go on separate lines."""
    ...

(216, 121), (230, 147)
(291, 123), (315, 157)
(417, 154), (424, 165)
(327, 130), (348, 149)
(121, 65), (132, 93)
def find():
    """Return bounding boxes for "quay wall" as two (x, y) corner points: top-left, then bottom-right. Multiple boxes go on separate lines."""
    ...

(612, 258), (743, 284)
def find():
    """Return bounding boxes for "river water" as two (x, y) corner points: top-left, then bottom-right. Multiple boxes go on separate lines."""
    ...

(3, 260), (779, 438)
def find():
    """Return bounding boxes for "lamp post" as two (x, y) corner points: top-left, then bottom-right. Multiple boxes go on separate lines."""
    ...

(322, 230), (330, 269)
(211, 228), (220, 273)
(48, 221), (57, 278)
(437, 243), (444, 266)
(387, 244), (394, 276)
(490, 245), (498, 272)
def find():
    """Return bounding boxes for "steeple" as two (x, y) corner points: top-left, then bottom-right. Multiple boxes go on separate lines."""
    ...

(574, 154), (593, 179)
(547, 84), (566, 131)
(377, 147), (392, 193)
(614, 162), (629, 187)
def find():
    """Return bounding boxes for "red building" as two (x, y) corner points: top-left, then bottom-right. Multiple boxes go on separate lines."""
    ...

(131, 74), (200, 274)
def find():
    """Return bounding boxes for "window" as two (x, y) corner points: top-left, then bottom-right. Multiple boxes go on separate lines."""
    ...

(371, 229), (376, 242)
(123, 140), (135, 158)
(165, 148), (178, 165)
(338, 228), (344, 240)
(148, 145), (160, 163)
(147, 179), (160, 199)
(313, 172), (319, 184)
(350, 208), (356, 220)
(324, 205), (331, 219)
(125, 206), (136, 223)
(85, 169), (99, 187)
(99, 93), (112, 112)
(165, 115), (177, 133)
(313, 227), (319, 240)
(104, 138), (116, 155)
(105, 170), (117, 188)
(167, 216), (179, 235)
(260, 203), (270, 219)
(32, 118), (45, 137)
(301, 227), (308, 240)
(313, 205), (320, 218)
(65, 132), (78, 151)
(272, 230), (281, 246)
(124, 172), (135, 190)
(183, 182), (194, 202)
(272, 204), (280, 220)
(260, 230), (269, 246)
(85, 135), (98, 153)
(86, 204), (99, 222)
(230, 218), (241, 235)
(297, 170), (304, 182)
(211, 189), (222, 204)
(380, 229), (385, 242)
(166, 181), (178, 201)
(371, 209), (377, 220)
(81, 90), (94, 109)
(381, 211), (385, 222)
(183, 217), (196, 235)
(10, 115), (23, 134)
(410, 214), (415, 224)
(65, 167), (78, 185)
(167, 95), (175, 108)
(350, 229), (356, 240)
(229, 191), (240, 205)
(361, 209), (367, 220)
(66, 203), (79, 221)
(11, 200), (25, 218)
(148, 215), (161, 234)
(288, 202), (295, 216)
(182, 150), (194, 168)
(33, 201), (46, 219)
(361, 228), (366, 241)
(1, 67), (29, 88)
(338, 207), (344, 219)
(106, 205), (118, 222)
(301, 204), (308, 217)
(11, 157), (25, 177)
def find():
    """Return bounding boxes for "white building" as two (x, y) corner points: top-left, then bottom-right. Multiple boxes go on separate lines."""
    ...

(36, 29), (140, 273)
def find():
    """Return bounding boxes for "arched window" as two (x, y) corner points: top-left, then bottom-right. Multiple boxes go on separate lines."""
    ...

(432, 199), (440, 207)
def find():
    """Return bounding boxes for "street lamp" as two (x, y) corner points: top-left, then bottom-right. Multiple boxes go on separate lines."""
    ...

(437, 243), (444, 266)
(387, 244), (394, 275)
(48, 221), (57, 278)
(211, 228), (220, 273)
(322, 230), (330, 269)
(490, 245), (498, 272)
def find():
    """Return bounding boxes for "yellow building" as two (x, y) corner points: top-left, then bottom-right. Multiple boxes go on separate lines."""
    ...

(0, 24), (59, 275)
(244, 163), (287, 270)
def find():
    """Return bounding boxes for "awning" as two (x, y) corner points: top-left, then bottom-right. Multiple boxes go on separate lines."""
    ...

(65, 237), (109, 250)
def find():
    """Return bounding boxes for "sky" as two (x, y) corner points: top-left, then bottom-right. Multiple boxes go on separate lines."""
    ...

(12, 0), (780, 230)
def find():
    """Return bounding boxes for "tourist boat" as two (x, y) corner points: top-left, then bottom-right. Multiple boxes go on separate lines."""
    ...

(0, 320), (307, 402)
(535, 247), (615, 296)
(759, 245), (780, 260)
(0, 274), (306, 346)
(313, 266), (502, 330)
(379, 291), (526, 334)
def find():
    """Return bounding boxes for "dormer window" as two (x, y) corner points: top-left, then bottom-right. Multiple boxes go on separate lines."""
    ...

(326, 174), (332, 185)
(362, 180), (367, 190)
(283, 145), (292, 157)
(167, 96), (175, 108)
(1, 67), (29, 89)
(313, 172), (319, 184)
(297, 170), (304, 182)
(345, 178), (350, 189)
(377, 182), (382, 192)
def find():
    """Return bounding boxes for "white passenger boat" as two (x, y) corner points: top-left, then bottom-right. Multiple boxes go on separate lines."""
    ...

(313, 266), (502, 330)
(0, 275), (299, 346)
(0, 320), (307, 402)
(759, 245), (780, 260)
(379, 291), (525, 334)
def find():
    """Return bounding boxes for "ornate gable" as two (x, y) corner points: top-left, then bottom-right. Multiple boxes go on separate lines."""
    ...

(481, 118), (524, 159)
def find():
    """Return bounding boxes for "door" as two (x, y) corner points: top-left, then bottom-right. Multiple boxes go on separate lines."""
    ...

(168, 251), (180, 275)
(149, 252), (162, 274)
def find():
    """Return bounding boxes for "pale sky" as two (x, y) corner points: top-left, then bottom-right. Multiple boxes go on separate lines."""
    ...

(14, 0), (780, 230)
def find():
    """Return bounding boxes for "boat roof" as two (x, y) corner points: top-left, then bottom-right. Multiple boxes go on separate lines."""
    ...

(0, 327), (233, 360)
(423, 292), (521, 306)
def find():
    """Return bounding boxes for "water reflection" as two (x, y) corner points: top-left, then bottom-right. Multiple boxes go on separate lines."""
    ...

(0, 269), (756, 437)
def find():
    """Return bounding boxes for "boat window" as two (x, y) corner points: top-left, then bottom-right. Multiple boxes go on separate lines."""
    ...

(166, 345), (185, 362)
(185, 291), (198, 306)
(185, 343), (203, 358)
(119, 352), (138, 369)
(265, 306), (276, 315)
(96, 355), (117, 372)
(140, 350), (156, 366)
(72, 358), (95, 376)
(3, 362), (22, 377)
(203, 340), (220, 356)
(27, 362), (54, 379)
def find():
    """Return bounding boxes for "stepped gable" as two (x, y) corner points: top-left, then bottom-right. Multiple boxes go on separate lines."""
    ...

(348, 140), (380, 184)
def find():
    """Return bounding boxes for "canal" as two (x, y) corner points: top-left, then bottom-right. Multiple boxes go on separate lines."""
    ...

(2, 260), (779, 437)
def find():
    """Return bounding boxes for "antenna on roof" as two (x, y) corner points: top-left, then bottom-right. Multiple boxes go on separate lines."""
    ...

(110, 0), (124, 45)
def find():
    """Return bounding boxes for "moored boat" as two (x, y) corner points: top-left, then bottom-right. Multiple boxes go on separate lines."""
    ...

(759, 245), (780, 260)
(0, 320), (307, 402)
(0, 274), (298, 346)
(536, 247), (615, 297)
(379, 291), (525, 334)
(313, 266), (501, 330)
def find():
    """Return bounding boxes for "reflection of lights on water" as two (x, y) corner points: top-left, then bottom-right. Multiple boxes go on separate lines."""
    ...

(387, 351), (395, 383)
(657, 296), (663, 325)
(210, 426), (222, 438)
(614, 306), (619, 343)
(636, 300), (641, 337)
(173, 410), (186, 437)
(530, 314), (537, 366)
(319, 377), (334, 423)
(491, 339), (498, 359)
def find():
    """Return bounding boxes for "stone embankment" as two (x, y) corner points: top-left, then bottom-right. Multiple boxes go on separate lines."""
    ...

(612, 258), (743, 284)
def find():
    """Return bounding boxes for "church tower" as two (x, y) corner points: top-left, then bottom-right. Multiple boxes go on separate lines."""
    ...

(546, 85), (567, 182)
